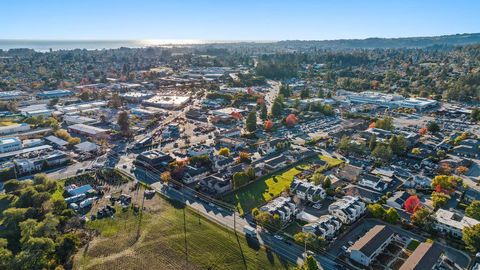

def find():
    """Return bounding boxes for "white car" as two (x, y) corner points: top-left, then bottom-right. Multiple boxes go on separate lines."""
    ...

(312, 203), (322, 209)
(273, 234), (284, 241)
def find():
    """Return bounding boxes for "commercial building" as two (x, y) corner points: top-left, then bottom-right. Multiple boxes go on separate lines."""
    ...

(0, 123), (30, 135)
(433, 209), (480, 238)
(343, 91), (438, 111)
(68, 124), (109, 139)
(0, 137), (22, 153)
(64, 115), (97, 125)
(120, 91), (154, 102)
(0, 91), (27, 100)
(260, 196), (297, 222)
(143, 95), (190, 109)
(349, 225), (395, 266)
(37, 89), (73, 99)
(0, 145), (52, 162)
(328, 196), (366, 224)
(22, 109), (53, 117)
(135, 150), (173, 169)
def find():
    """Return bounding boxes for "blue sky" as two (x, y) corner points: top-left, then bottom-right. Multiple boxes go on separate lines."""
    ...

(1, 0), (479, 40)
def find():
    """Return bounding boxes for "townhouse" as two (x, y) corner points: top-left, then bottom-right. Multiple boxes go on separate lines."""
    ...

(260, 196), (297, 223)
(302, 215), (342, 239)
(328, 196), (366, 224)
(348, 225), (395, 266)
(290, 179), (326, 203)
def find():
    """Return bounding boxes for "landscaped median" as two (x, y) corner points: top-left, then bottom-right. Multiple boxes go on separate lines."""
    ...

(224, 154), (343, 216)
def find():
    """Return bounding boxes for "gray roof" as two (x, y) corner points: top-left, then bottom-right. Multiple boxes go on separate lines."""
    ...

(399, 242), (442, 270)
(350, 225), (394, 257)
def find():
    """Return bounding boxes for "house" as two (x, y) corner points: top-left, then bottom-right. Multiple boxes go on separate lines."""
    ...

(399, 242), (443, 270)
(334, 164), (362, 182)
(433, 209), (480, 238)
(343, 185), (383, 203)
(348, 225), (395, 266)
(452, 139), (479, 158)
(328, 196), (366, 224)
(134, 150), (173, 169)
(0, 138), (22, 153)
(215, 137), (246, 150)
(464, 188), (480, 203)
(357, 174), (388, 191)
(74, 141), (100, 153)
(290, 179), (326, 203)
(302, 215), (342, 239)
(68, 124), (109, 139)
(259, 138), (285, 155)
(200, 174), (232, 194)
(212, 155), (236, 172)
(387, 191), (411, 209)
(404, 175), (432, 188)
(183, 166), (209, 184)
(261, 154), (290, 171)
(259, 196), (297, 222)
(187, 144), (213, 156)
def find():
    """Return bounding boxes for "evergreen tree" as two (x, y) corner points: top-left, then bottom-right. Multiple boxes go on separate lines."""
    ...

(246, 110), (257, 132)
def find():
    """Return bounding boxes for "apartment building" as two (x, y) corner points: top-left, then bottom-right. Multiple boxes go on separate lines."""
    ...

(302, 215), (342, 239)
(260, 196), (297, 222)
(328, 196), (366, 224)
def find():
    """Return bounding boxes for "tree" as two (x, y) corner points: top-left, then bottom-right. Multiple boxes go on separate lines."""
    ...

(55, 233), (79, 265)
(271, 97), (283, 118)
(245, 110), (257, 132)
(431, 175), (461, 193)
(427, 121), (440, 133)
(466, 200), (480, 220)
(260, 103), (268, 120)
(419, 127), (427, 136)
(463, 224), (480, 253)
(110, 92), (122, 108)
(375, 117), (394, 131)
(300, 88), (310, 99)
(472, 108), (480, 122)
(367, 204), (385, 219)
(411, 148), (422, 155)
(238, 152), (250, 163)
(160, 171), (171, 183)
(264, 120), (274, 131)
(322, 177), (331, 189)
(296, 255), (320, 270)
(384, 208), (400, 224)
(279, 84), (291, 98)
(372, 144), (392, 162)
(456, 166), (469, 175)
(117, 110), (130, 136)
(404, 195), (420, 213)
(285, 114), (299, 127)
(411, 207), (432, 228)
(431, 192), (449, 209)
(218, 148), (230, 157)
(368, 134), (377, 151)
(389, 135), (407, 155)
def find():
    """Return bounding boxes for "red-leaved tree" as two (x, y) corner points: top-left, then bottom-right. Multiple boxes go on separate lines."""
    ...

(404, 195), (421, 213)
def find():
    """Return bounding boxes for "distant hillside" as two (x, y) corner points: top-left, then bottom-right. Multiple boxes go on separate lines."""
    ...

(277, 33), (480, 49)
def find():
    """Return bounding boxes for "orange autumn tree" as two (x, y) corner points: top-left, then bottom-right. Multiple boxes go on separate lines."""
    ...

(264, 120), (273, 131)
(285, 114), (299, 127)
(368, 122), (376, 129)
(419, 127), (427, 136)
(404, 195), (421, 213)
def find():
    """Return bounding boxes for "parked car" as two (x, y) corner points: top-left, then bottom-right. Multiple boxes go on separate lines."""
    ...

(274, 234), (284, 241)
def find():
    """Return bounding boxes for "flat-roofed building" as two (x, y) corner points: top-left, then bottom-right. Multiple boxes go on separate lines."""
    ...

(68, 124), (108, 139)
(433, 209), (480, 238)
(348, 225), (395, 266)
(37, 89), (73, 99)
(0, 137), (22, 153)
(0, 91), (27, 100)
(0, 123), (30, 135)
(64, 115), (97, 125)
(143, 95), (190, 109)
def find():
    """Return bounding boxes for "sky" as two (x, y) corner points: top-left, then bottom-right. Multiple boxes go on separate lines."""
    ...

(1, 0), (479, 41)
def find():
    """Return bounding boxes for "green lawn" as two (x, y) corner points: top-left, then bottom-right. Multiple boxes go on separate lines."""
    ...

(406, 239), (420, 251)
(75, 194), (290, 270)
(227, 167), (301, 216)
(319, 155), (344, 167)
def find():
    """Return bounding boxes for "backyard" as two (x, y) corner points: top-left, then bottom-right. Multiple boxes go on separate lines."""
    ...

(224, 154), (343, 216)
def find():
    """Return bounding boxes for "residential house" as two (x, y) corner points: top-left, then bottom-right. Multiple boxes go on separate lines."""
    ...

(433, 209), (480, 238)
(183, 166), (210, 184)
(357, 174), (388, 192)
(302, 215), (342, 239)
(261, 154), (290, 171)
(399, 242), (443, 270)
(212, 155), (236, 172)
(259, 137), (286, 155)
(290, 179), (326, 203)
(387, 191), (411, 209)
(259, 196), (297, 223)
(343, 185), (383, 203)
(348, 225), (395, 266)
(464, 188), (480, 204)
(452, 139), (480, 158)
(328, 196), (366, 224)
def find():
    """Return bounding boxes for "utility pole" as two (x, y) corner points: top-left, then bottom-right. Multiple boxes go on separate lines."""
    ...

(182, 183), (188, 269)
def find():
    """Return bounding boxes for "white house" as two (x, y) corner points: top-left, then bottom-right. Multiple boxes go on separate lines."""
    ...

(349, 225), (395, 266)
(290, 179), (326, 203)
(328, 196), (366, 224)
(260, 196), (297, 222)
(433, 209), (480, 238)
(302, 215), (342, 239)
(182, 166), (210, 184)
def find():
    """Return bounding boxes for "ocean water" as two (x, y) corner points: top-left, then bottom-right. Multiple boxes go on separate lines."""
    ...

(0, 39), (269, 52)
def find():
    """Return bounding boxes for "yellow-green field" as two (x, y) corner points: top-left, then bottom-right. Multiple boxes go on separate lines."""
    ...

(74, 193), (290, 270)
